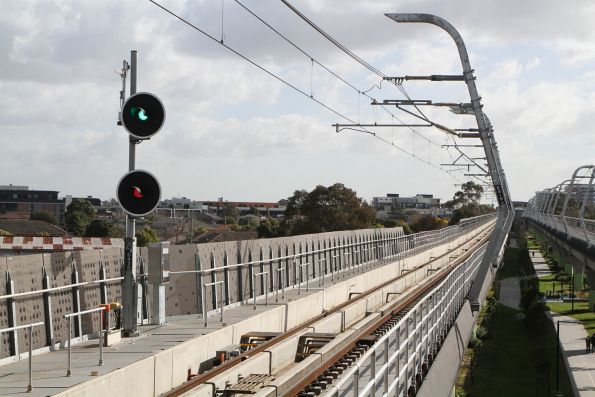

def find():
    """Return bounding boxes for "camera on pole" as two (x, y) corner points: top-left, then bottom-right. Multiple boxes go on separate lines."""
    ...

(117, 169), (162, 217)
(121, 92), (165, 140)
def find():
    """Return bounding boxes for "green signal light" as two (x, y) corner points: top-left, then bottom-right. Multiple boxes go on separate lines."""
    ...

(131, 106), (149, 121)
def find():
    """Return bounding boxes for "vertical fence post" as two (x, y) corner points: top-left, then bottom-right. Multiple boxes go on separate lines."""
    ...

(71, 261), (81, 339)
(195, 253), (203, 314)
(98, 310), (104, 366)
(67, 316), (72, 376)
(219, 283), (224, 322)
(223, 252), (230, 305)
(27, 324), (33, 392)
(42, 265), (54, 349)
(99, 264), (108, 305)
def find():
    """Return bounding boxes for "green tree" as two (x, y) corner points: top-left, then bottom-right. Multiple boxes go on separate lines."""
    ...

(110, 225), (125, 238)
(449, 203), (495, 225)
(30, 211), (58, 225)
(135, 226), (159, 247)
(281, 183), (376, 235)
(65, 199), (96, 236)
(84, 219), (113, 237)
(257, 217), (280, 238)
(0, 229), (11, 236)
(222, 204), (239, 222)
(444, 181), (495, 225)
(398, 220), (413, 235)
(410, 215), (448, 233)
(445, 181), (484, 209)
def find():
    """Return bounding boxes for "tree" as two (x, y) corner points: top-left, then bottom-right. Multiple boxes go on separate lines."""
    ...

(110, 225), (125, 238)
(0, 229), (11, 236)
(84, 219), (112, 237)
(445, 181), (484, 209)
(410, 215), (448, 233)
(444, 181), (494, 225)
(222, 204), (239, 222)
(65, 199), (96, 236)
(136, 226), (159, 247)
(257, 217), (280, 238)
(30, 211), (58, 225)
(449, 203), (495, 225)
(281, 183), (376, 235)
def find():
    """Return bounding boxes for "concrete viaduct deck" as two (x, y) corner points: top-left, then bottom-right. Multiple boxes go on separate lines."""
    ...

(0, 215), (499, 397)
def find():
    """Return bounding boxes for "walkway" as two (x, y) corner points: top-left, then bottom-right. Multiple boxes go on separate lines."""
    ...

(550, 312), (595, 396)
(530, 249), (552, 278)
(530, 248), (595, 396)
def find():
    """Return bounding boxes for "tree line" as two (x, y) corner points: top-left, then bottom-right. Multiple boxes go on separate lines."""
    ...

(21, 181), (499, 245)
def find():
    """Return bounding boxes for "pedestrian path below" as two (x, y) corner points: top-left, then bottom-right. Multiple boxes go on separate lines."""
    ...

(551, 312), (595, 396)
(530, 249), (552, 278)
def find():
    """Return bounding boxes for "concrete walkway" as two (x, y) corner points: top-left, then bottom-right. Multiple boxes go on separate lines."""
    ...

(530, 249), (552, 278)
(550, 312), (595, 396)
(529, 248), (595, 395)
(499, 277), (521, 309)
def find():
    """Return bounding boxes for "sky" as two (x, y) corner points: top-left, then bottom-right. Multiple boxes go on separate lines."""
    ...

(1, 0), (594, 205)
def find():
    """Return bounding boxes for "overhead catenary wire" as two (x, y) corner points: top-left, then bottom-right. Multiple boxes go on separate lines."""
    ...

(280, 0), (436, 124)
(147, 0), (455, 175)
(234, 0), (442, 149)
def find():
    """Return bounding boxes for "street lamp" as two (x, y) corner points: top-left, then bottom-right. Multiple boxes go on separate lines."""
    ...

(555, 319), (580, 394)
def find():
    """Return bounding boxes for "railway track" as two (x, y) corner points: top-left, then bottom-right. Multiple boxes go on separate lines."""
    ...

(290, 232), (491, 397)
(165, 220), (495, 397)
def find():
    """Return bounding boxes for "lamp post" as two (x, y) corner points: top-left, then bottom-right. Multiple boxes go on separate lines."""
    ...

(555, 319), (580, 394)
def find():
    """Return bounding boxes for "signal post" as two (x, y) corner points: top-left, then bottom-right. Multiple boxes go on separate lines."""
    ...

(117, 51), (165, 336)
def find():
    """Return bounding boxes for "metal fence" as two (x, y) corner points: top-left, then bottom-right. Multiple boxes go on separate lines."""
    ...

(0, 213), (495, 361)
(321, 244), (487, 397)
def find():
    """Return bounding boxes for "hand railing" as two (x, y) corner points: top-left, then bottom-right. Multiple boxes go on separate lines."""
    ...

(0, 321), (45, 392)
(64, 307), (106, 376)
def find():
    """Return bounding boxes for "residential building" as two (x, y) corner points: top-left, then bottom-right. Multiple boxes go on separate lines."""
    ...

(0, 185), (65, 222)
(372, 193), (443, 219)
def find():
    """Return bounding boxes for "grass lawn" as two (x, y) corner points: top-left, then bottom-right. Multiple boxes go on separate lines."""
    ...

(463, 304), (574, 397)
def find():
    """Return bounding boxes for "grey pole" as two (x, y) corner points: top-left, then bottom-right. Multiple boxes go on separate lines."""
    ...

(123, 50), (139, 336)
(386, 14), (513, 311)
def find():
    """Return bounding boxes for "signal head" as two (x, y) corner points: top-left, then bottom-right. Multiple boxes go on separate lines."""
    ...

(121, 92), (165, 139)
(117, 169), (161, 217)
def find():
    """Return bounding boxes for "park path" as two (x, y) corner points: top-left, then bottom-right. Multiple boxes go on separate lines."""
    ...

(529, 246), (595, 396)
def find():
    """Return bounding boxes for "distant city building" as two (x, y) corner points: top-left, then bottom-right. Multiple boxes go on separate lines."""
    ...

(159, 197), (206, 211)
(372, 193), (443, 219)
(0, 185), (64, 222)
(0, 185), (102, 223)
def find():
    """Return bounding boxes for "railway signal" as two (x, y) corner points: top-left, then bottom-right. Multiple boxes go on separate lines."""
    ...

(117, 169), (161, 217)
(121, 92), (165, 140)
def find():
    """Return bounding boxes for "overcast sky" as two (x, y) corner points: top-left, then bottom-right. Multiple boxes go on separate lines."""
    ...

(1, 0), (594, 205)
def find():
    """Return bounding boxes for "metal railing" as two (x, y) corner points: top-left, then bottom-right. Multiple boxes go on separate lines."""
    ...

(202, 281), (224, 327)
(0, 322), (44, 392)
(64, 307), (106, 376)
(167, 213), (494, 313)
(524, 165), (595, 248)
(321, 245), (486, 397)
(0, 213), (496, 361)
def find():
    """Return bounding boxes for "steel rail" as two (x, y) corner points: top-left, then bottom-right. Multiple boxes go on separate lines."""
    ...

(163, 220), (495, 397)
(286, 230), (492, 396)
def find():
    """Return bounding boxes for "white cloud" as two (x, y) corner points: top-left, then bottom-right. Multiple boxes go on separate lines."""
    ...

(1, 0), (595, 204)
